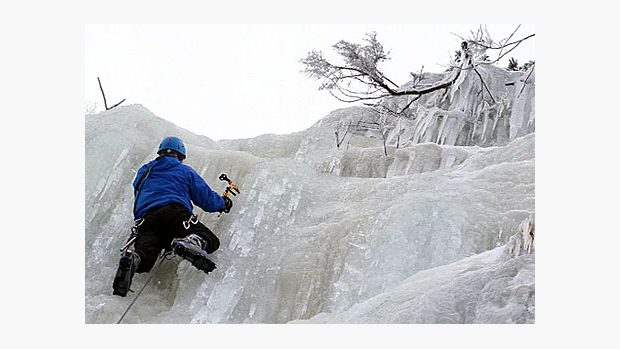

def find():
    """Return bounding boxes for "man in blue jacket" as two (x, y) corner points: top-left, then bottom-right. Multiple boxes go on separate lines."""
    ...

(113, 136), (233, 297)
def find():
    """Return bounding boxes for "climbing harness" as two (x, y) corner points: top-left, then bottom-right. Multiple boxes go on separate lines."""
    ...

(116, 250), (173, 324)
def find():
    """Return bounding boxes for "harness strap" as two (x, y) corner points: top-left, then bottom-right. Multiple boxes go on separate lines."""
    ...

(132, 159), (161, 217)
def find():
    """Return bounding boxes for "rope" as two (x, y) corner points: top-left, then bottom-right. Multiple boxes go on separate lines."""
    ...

(116, 251), (172, 324)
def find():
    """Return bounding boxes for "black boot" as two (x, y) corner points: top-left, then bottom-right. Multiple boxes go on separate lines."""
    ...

(171, 234), (216, 274)
(112, 250), (140, 297)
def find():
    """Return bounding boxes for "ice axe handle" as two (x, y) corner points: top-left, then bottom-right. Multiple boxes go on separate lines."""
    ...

(120, 236), (137, 253)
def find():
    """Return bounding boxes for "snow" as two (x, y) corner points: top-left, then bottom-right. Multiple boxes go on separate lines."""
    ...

(85, 100), (534, 323)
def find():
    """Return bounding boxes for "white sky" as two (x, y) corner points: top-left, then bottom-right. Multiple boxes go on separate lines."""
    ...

(85, 24), (535, 141)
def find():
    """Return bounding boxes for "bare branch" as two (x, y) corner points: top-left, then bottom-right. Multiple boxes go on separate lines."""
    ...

(497, 25), (521, 59)
(472, 33), (535, 51)
(97, 77), (126, 111)
(98, 77), (108, 110)
(518, 64), (535, 98)
(473, 68), (496, 103)
(398, 94), (422, 114)
(481, 35), (533, 66)
(109, 98), (126, 109)
(329, 90), (389, 103)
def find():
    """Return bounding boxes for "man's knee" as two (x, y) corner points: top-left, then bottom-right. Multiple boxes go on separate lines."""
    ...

(133, 249), (156, 273)
(202, 233), (219, 254)
(190, 227), (219, 254)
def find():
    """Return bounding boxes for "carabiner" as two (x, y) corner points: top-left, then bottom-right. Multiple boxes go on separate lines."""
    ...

(183, 214), (198, 230)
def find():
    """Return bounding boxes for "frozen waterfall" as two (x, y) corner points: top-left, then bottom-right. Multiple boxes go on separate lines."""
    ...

(85, 104), (534, 324)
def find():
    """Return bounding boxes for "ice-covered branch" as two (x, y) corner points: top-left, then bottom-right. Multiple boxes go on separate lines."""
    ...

(301, 32), (468, 105)
(473, 68), (496, 103)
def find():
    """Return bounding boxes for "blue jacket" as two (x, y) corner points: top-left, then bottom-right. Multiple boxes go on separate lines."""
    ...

(133, 156), (225, 219)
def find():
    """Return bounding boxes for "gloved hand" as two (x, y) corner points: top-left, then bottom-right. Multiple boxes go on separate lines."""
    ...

(222, 196), (233, 213)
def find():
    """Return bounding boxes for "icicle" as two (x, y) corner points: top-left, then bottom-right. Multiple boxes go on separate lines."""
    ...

(507, 215), (535, 257)
(521, 215), (535, 254)
(497, 228), (503, 247)
(436, 113), (448, 144)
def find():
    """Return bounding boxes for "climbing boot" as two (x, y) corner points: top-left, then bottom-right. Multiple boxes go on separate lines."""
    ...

(112, 250), (140, 297)
(171, 234), (216, 274)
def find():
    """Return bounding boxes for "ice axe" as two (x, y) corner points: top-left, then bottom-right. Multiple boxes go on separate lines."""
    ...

(119, 236), (137, 253)
(219, 173), (240, 198)
(119, 219), (143, 253)
(218, 173), (240, 217)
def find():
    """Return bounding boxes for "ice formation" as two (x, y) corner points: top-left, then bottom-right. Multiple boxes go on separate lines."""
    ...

(331, 64), (535, 150)
(85, 98), (534, 323)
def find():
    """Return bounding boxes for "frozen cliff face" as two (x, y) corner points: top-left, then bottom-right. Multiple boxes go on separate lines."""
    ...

(329, 64), (535, 149)
(85, 104), (534, 324)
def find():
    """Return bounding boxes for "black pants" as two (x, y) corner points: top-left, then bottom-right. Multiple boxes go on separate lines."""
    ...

(133, 203), (220, 273)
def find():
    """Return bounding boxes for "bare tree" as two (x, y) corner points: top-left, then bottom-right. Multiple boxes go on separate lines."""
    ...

(301, 32), (472, 113)
(301, 27), (534, 114)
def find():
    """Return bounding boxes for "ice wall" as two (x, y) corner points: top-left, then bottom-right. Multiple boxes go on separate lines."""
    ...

(294, 247), (534, 323)
(331, 64), (535, 149)
(85, 104), (534, 324)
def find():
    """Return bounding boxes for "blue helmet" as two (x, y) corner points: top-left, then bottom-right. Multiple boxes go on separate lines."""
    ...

(158, 136), (186, 160)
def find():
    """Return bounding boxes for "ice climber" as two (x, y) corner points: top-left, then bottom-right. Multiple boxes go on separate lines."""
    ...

(113, 136), (233, 297)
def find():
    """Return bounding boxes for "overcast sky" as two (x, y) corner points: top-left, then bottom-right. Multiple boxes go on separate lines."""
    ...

(85, 24), (535, 141)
